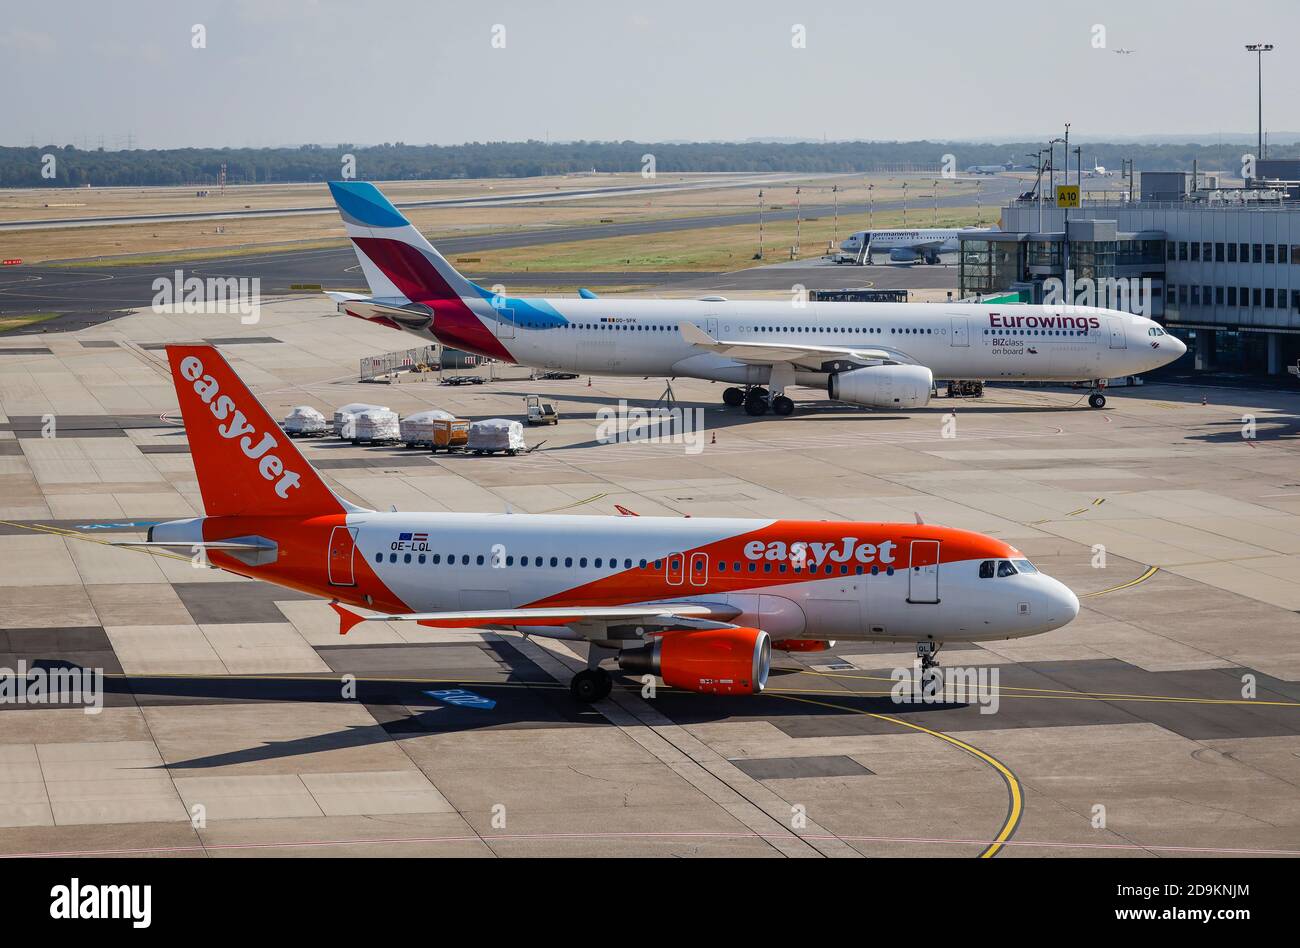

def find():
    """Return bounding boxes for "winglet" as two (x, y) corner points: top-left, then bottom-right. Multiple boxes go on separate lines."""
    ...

(678, 321), (715, 345)
(331, 601), (367, 636)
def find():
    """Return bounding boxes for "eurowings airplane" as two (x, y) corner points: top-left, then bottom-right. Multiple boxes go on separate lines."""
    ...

(124, 344), (1080, 701)
(839, 228), (978, 265)
(326, 181), (1185, 416)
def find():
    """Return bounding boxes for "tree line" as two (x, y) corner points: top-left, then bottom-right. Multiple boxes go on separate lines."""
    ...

(2, 139), (1295, 188)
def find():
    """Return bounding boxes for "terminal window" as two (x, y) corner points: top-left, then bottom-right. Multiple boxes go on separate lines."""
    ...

(1191, 243), (1201, 262)
(1179, 242), (1189, 261)
(1292, 246), (1300, 265)
(1241, 286), (1250, 306)
(1216, 286), (1225, 306)
(1266, 245), (1276, 265)
(1266, 289), (1275, 308)
(1253, 244), (1263, 264)
(1228, 287), (1238, 306)
(1240, 243), (1250, 261)
(1228, 244), (1238, 263)
(1203, 243), (1213, 261)
(1216, 243), (1226, 262)
(1254, 288), (1263, 307)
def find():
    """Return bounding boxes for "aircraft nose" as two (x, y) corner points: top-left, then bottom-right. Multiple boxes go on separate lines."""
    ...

(1042, 576), (1080, 629)
(1172, 335), (1188, 358)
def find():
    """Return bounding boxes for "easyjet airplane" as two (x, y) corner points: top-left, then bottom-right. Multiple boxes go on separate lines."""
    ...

(119, 344), (1080, 702)
(326, 180), (1185, 415)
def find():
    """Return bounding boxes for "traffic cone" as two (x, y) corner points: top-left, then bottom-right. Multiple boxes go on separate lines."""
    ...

(1202, 393), (1207, 405)
(587, 377), (592, 387)
(711, 432), (716, 445)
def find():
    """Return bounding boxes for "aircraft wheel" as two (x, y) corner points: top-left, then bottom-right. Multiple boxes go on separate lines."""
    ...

(723, 387), (745, 407)
(744, 394), (770, 416)
(570, 668), (611, 703)
(772, 396), (795, 416)
(1088, 393), (1107, 409)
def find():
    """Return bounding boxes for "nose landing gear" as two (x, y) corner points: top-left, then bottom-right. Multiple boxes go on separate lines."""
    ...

(1087, 381), (1108, 409)
(916, 641), (942, 672)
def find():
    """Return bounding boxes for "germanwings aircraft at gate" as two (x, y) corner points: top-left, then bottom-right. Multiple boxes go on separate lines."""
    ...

(326, 181), (1185, 415)
(121, 344), (1081, 702)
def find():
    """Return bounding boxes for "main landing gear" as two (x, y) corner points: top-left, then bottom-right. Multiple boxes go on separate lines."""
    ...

(570, 668), (612, 702)
(723, 386), (795, 417)
(570, 644), (616, 702)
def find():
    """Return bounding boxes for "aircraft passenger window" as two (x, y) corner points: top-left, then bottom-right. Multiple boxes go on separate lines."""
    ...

(565, 557), (573, 567)
(1013, 560), (1039, 574)
(639, 559), (647, 569)
(625, 558), (633, 569)
(779, 564), (788, 573)
(718, 562), (726, 572)
(536, 556), (545, 567)
(871, 566), (880, 575)
(748, 563), (757, 573)
(580, 557), (588, 568)
(462, 555), (470, 565)
(733, 562), (741, 572)
(389, 553), (397, 563)
(505, 555), (514, 566)
(997, 561), (1018, 578)
(550, 557), (558, 567)
(432, 554), (441, 564)
(763, 563), (772, 573)
(375, 553), (382, 563)
(595, 558), (603, 568)
(476, 555), (485, 565)
(418, 554), (425, 565)
(979, 561), (995, 579)
(654, 560), (662, 569)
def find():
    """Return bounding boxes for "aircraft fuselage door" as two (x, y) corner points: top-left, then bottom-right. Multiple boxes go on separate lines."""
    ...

(689, 552), (709, 587)
(950, 316), (970, 347)
(1106, 316), (1127, 349)
(666, 553), (685, 586)
(907, 540), (940, 605)
(705, 317), (719, 337)
(496, 305), (516, 339)
(328, 527), (358, 587)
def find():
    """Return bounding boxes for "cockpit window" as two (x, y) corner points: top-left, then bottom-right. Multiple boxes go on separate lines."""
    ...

(1013, 559), (1039, 574)
(979, 561), (996, 579)
(997, 560), (1018, 578)
(1148, 327), (1167, 337)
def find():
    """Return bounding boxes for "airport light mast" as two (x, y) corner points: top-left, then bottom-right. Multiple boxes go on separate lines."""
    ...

(1245, 44), (1274, 166)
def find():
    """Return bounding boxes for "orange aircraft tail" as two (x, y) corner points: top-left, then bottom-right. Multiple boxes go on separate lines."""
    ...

(165, 345), (346, 518)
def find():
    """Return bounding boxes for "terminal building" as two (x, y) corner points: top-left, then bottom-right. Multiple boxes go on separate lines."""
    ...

(960, 162), (1300, 375)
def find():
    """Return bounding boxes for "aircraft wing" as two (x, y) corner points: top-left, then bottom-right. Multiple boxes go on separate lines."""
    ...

(330, 601), (740, 635)
(678, 321), (916, 366)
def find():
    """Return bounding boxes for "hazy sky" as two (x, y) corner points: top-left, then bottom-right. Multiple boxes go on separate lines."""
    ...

(2, 0), (1296, 148)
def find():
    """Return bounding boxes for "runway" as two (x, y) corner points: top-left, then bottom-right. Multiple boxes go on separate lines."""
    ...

(0, 177), (1012, 319)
